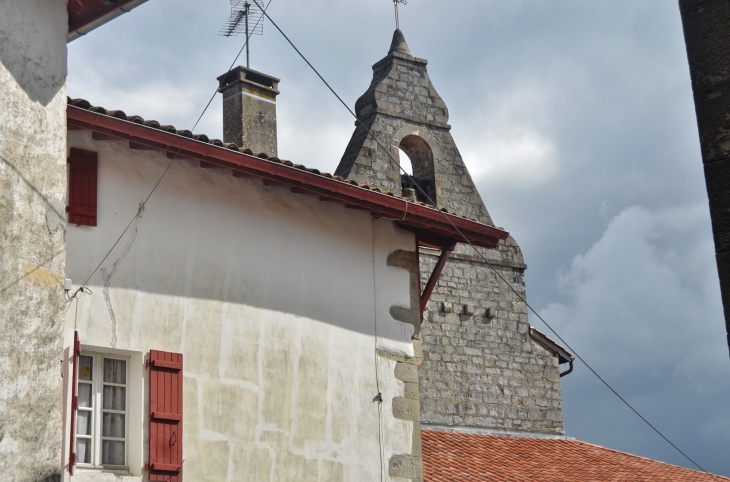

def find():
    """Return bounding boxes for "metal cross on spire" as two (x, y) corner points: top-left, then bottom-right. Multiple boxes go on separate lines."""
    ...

(393, 0), (407, 30)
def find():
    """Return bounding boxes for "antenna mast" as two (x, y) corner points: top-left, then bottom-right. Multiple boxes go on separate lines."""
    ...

(393, 0), (407, 30)
(244, 2), (250, 68)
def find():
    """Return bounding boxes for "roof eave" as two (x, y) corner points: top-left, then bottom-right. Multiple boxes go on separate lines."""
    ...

(530, 327), (574, 364)
(68, 0), (150, 43)
(66, 104), (509, 250)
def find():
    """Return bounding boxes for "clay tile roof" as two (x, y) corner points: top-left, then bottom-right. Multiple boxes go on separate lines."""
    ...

(66, 96), (508, 248)
(421, 430), (729, 482)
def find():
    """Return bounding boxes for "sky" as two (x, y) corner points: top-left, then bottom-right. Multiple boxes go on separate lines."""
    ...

(67, 0), (730, 476)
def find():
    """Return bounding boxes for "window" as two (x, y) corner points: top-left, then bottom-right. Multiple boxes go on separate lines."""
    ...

(75, 352), (129, 469)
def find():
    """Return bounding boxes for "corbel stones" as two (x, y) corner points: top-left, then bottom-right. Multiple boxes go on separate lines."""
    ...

(384, 247), (423, 481)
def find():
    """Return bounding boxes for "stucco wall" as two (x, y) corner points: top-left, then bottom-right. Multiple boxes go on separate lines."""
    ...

(63, 131), (421, 481)
(0, 2), (68, 481)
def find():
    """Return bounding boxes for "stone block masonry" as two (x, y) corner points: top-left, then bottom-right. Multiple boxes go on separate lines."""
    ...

(336, 28), (567, 435)
(419, 247), (564, 434)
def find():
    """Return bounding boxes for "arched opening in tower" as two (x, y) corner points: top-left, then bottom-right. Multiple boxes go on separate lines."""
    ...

(399, 134), (436, 205)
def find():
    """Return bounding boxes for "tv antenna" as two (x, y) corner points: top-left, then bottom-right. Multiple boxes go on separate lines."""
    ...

(393, 0), (407, 30)
(219, 0), (264, 68)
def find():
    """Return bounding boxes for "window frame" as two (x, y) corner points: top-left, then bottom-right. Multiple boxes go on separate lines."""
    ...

(75, 351), (130, 471)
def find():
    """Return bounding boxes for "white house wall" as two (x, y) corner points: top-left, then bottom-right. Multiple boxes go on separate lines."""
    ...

(0, 1), (68, 480)
(63, 130), (420, 481)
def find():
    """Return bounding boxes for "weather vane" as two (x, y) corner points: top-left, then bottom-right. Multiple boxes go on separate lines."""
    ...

(393, 0), (407, 30)
(219, 0), (265, 69)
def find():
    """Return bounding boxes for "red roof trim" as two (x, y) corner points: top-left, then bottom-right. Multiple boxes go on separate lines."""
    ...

(66, 105), (508, 249)
(69, 0), (139, 33)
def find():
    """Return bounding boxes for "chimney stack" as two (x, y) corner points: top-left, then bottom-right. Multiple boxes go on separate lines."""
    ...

(217, 66), (280, 156)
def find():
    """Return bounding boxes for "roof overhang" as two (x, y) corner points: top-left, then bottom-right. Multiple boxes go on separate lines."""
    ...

(68, 0), (150, 42)
(530, 327), (574, 364)
(66, 104), (509, 250)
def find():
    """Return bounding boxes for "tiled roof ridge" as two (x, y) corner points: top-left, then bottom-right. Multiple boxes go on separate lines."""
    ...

(67, 96), (480, 224)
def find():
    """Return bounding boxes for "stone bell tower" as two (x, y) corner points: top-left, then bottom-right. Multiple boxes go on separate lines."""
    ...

(337, 30), (569, 436)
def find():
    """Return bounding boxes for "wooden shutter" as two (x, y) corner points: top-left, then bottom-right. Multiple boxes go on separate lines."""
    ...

(148, 350), (183, 481)
(69, 331), (80, 475)
(67, 148), (98, 226)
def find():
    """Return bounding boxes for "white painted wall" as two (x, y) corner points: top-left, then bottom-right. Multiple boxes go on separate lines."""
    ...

(0, 1), (68, 480)
(63, 130), (418, 481)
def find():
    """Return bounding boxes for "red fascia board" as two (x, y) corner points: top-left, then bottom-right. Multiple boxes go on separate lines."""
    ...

(66, 105), (509, 249)
(68, 0), (144, 34)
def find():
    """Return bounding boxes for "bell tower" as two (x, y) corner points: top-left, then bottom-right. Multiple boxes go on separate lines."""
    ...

(336, 29), (493, 224)
(338, 31), (570, 437)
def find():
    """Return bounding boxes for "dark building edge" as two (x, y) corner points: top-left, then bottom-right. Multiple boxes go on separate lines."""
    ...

(678, 0), (730, 355)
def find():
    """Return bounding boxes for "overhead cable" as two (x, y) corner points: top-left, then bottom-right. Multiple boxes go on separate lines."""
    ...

(250, 2), (718, 476)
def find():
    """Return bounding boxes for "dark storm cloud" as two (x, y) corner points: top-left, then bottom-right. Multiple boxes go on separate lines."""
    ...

(68, 0), (730, 476)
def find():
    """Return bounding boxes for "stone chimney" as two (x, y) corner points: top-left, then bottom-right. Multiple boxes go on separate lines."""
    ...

(217, 66), (280, 156)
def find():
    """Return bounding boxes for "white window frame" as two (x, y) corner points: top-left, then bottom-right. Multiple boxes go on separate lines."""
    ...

(75, 351), (130, 470)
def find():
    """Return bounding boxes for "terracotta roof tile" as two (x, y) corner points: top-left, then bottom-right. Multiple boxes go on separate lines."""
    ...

(422, 430), (728, 482)
(66, 96), (486, 225)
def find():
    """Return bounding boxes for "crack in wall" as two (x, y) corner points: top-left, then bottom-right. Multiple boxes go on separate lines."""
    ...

(100, 203), (145, 347)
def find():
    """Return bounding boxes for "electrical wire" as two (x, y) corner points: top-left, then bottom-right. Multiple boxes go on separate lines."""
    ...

(69, 0), (273, 298)
(251, 3), (720, 477)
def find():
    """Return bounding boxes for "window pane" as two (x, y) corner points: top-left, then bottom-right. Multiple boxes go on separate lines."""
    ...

(102, 386), (126, 411)
(103, 358), (126, 384)
(102, 440), (125, 466)
(102, 413), (125, 438)
(76, 438), (91, 464)
(78, 355), (93, 381)
(76, 410), (92, 436)
(78, 383), (92, 408)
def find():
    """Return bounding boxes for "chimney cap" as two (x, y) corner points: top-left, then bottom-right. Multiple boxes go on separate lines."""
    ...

(217, 66), (280, 94)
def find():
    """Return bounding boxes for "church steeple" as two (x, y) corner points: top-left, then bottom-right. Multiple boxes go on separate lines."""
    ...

(335, 29), (491, 225)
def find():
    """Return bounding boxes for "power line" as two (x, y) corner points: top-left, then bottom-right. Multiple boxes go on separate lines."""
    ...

(72, 0), (273, 295)
(250, 2), (719, 477)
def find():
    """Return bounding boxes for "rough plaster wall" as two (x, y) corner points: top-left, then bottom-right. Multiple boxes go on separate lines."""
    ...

(221, 86), (278, 157)
(0, 1), (68, 481)
(63, 132), (419, 481)
(336, 32), (565, 434)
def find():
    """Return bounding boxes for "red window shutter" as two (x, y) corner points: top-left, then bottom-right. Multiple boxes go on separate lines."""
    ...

(149, 350), (183, 481)
(69, 331), (80, 475)
(67, 148), (98, 226)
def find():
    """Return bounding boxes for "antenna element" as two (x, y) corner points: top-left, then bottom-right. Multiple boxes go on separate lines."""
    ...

(219, 1), (265, 68)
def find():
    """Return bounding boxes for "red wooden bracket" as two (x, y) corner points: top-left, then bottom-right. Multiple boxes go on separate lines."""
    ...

(419, 242), (457, 319)
(150, 359), (182, 370)
(152, 412), (183, 422)
(151, 463), (182, 473)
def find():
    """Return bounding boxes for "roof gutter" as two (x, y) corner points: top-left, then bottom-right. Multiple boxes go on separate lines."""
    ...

(68, 0), (150, 43)
(529, 327), (575, 378)
(66, 105), (509, 249)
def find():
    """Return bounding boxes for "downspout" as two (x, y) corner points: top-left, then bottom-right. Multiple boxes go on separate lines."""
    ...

(560, 358), (574, 378)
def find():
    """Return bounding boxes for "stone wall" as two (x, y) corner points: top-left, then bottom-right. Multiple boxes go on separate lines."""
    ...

(0, 1), (68, 481)
(419, 247), (564, 434)
(336, 29), (566, 435)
